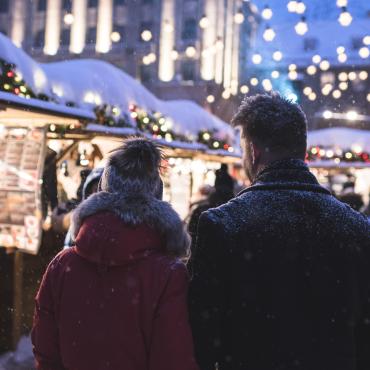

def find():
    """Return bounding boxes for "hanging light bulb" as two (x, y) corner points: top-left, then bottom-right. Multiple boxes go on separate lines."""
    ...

(336, 0), (347, 7)
(296, 1), (306, 14)
(234, 8), (245, 24)
(262, 5), (273, 20)
(295, 16), (308, 35)
(252, 53), (262, 64)
(287, 0), (298, 13)
(273, 50), (283, 61)
(263, 25), (276, 42)
(199, 14), (209, 29)
(338, 7), (352, 27)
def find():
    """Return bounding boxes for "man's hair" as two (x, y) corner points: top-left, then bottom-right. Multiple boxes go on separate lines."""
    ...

(231, 92), (308, 157)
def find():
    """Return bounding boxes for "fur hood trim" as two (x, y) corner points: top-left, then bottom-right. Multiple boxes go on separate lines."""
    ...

(71, 191), (191, 258)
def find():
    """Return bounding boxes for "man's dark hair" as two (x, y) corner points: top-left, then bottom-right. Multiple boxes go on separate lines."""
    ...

(231, 92), (308, 158)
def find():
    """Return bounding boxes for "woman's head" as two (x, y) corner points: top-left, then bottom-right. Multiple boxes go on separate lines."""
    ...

(100, 138), (164, 198)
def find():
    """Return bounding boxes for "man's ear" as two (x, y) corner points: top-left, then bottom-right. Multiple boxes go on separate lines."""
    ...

(250, 142), (261, 165)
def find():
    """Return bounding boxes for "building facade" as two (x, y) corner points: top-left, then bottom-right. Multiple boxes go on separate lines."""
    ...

(0, 0), (259, 121)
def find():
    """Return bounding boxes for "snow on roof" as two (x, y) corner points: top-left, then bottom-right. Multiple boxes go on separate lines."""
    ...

(0, 34), (234, 143)
(308, 127), (370, 152)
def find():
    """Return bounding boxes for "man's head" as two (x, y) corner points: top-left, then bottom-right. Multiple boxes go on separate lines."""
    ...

(231, 92), (307, 182)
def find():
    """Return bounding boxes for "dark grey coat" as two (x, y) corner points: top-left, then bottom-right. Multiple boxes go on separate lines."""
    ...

(189, 159), (370, 370)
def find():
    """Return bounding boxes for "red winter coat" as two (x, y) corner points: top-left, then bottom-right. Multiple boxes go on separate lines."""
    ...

(32, 211), (199, 370)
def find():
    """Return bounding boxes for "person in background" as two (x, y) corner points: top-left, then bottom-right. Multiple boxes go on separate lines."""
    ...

(188, 164), (234, 247)
(32, 138), (199, 370)
(63, 167), (103, 248)
(189, 93), (370, 370)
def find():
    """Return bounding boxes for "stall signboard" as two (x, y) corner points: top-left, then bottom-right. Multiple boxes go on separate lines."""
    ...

(0, 125), (46, 254)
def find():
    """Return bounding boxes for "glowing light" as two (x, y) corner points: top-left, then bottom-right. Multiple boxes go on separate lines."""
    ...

(222, 90), (231, 99)
(367, 93), (370, 102)
(288, 70), (298, 80)
(332, 89), (341, 99)
(287, 0), (298, 12)
(240, 85), (249, 94)
(295, 17), (308, 35)
(199, 15), (209, 29)
(359, 71), (368, 80)
(206, 95), (215, 103)
(345, 152), (353, 159)
(131, 112), (138, 119)
(286, 92), (298, 102)
(141, 30), (152, 42)
(296, 1), (306, 14)
(262, 5), (273, 20)
(111, 31), (121, 42)
(323, 110), (333, 119)
(338, 7), (352, 27)
(289, 64), (297, 71)
(273, 51), (283, 61)
(234, 9), (245, 24)
(164, 20), (174, 33)
(319, 60), (330, 71)
(50, 124), (56, 132)
(263, 26), (276, 42)
(303, 86), (312, 95)
(185, 46), (197, 58)
(64, 13), (74, 25)
(336, 0), (347, 6)
(339, 82), (348, 90)
(271, 70), (280, 79)
(352, 144), (363, 154)
(346, 111), (358, 120)
(252, 53), (262, 64)
(348, 71), (356, 80)
(336, 46), (345, 54)
(322, 83), (333, 95)
(171, 50), (179, 60)
(312, 54), (321, 64)
(359, 47), (370, 59)
(363, 36), (370, 45)
(338, 53), (347, 63)
(338, 72), (348, 81)
(308, 92), (317, 101)
(213, 141), (220, 149)
(262, 79), (273, 91)
(34, 69), (47, 89)
(84, 92), (95, 104)
(306, 65), (317, 75)
(250, 77), (259, 86)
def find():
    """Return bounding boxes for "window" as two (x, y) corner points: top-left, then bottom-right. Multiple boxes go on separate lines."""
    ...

(60, 28), (70, 46)
(38, 0), (47, 11)
(304, 38), (318, 51)
(63, 0), (72, 11)
(34, 30), (45, 48)
(114, 0), (126, 5)
(86, 27), (97, 44)
(88, 0), (98, 8)
(181, 61), (195, 81)
(182, 19), (197, 40)
(0, 0), (9, 13)
(140, 65), (152, 83)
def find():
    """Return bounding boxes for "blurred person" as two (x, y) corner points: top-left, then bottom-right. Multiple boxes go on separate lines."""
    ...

(189, 93), (370, 370)
(32, 138), (199, 370)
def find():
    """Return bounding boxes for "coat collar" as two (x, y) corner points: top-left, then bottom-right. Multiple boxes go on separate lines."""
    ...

(238, 159), (331, 196)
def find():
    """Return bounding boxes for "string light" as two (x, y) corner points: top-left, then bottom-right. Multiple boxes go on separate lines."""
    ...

(323, 110), (333, 119)
(206, 95), (215, 103)
(348, 71), (357, 80)
(338, 53), (347, 63)
(306, 65), (317, 75)
(199, 15), (209, 29)
(339, 81), (348, 90)
(303, 86), (312, 95)
(234, 8), (245, 24)
(271, 70), (280, 79)
(336, 0), (347, 7)
(312, 55), (321, 64)
(359, 71), (368, 80)
(308, 92), (316, 101)
(222, 90), (231, 99)
(240, 85), (250, 94)
(185, 46), (197, 58)
(263, 25), (276, 42)
(273, 50), (283, 61)
(338, 7), (352, 27)
(261, 5), (273, 20)
(111, 32), (121, 43)
(262, 79), (273, 91)
(288, 70), (298, 80)
(64, 13), (74, 25)
(252, 53), (262, 64)
(171, 50), (179, 60)
(295, 16), (308, 35)
(332, 89), (341, 99)
(287, 0), (298, 13)
(363, 36), (370, 45)
(296, 1), (306, 14)
(359, 47), (370, 59)
(338, 72), (348, 81)
(141, 30), (152, 42)
(250, 77), (259, 86)
(319, 60), (330, 71)
(336, 46), (345, 54)
(289, 64), (297, 71)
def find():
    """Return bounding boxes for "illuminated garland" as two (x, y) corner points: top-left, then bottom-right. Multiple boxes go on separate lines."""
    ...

(307, 146), (370, 163)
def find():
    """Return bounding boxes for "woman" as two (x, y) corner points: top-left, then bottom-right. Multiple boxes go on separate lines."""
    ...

(32, 138), (199, 370)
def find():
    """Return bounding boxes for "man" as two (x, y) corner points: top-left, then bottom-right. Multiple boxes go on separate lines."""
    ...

(189, 93), (370, 370)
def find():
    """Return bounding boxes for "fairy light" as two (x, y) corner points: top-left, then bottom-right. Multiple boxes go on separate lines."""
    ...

(250, 77), (259, 86)
(111, 32), (121, 42)
(261, 5), (273, 20)
(306, 65), (317, 75)
(263, 25), (276, 42)
(252, 53), (262, 64)
(303, 86), (312, 95)
(295, 17), (308, 35)
(332, 89), (341, 99)
(348, 71), (357, 80)
(296, 1), (306, 14)
(206, 95), (215, 103)
(271, 70), (280, 79)
(288, 70), (298, 80)
(234, 8), (245, 24)
(289, 64), (297, 71)
(336, 0), (347, 6)
(141, 30), (152, 42)
(359, 47), (370, 59)
(338, 53), (347, 63)
(199, 15), (209, 29)
(185, 46), (197, 58)
(359, 71), (368, 80)
(262, 79), (273, 91)
(339, 81), (348, 90)
(312, 54), (321, 64)
(308, 92), (316, 101)
(363, 36), (370, 45)
(240, 85), (250, 94)
(346, 110), (358, 120)
(273, 50), (283, 61)
(338, 72), (348, 81)
(319, 60), (330, 71)
(338, 7), (352, 27)
(64, 13), (74, 25)
(287, 0), (298, 12)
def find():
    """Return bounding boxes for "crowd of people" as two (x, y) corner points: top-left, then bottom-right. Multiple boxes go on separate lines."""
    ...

(31, 93), (370, 370)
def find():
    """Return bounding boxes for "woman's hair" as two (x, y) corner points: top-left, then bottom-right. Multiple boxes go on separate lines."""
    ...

(100, 138), (164, 198)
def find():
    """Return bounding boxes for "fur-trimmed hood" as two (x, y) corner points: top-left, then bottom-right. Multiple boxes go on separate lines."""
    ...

(71, 191), (191, 260)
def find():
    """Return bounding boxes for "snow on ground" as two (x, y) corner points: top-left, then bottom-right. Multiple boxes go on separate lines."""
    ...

(0, 336), (34, 370)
